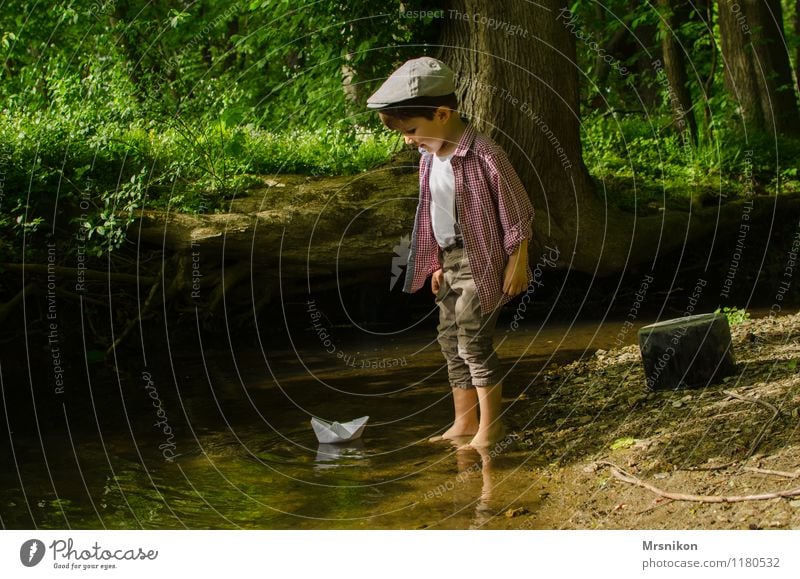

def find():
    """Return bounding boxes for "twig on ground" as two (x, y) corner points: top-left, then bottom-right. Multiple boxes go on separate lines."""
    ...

(743, 467), (800, 479)
(596, 461), (800, 503)
(723, 390), (781, 417)
(682, 461), (738, 472)
(722, 390), (781, 459)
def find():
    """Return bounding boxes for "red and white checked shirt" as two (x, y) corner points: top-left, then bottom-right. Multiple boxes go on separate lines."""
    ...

(403, 123), (534, 314)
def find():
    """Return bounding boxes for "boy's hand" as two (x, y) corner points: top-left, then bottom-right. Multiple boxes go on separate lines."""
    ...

(502, 240), (529, 297)
(431, 269), (444, 295)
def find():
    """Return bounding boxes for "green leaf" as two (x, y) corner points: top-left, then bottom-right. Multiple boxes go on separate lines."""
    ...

(610, 437), (636, 450)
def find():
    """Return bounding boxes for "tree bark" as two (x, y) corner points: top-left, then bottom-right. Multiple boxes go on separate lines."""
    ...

(717, 0), (800, 135)
(698, 0), (718, 136)
(795, 0), (800, 95)
(656, 0), (699, 145)
(438, 0), (708, 276)
(595, 25), (629, 91)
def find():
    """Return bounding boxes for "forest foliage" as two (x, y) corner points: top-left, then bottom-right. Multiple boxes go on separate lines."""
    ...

(1, 0), (800, 260)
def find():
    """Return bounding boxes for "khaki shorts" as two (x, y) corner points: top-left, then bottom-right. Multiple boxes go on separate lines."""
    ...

(435, 245), (501, 389)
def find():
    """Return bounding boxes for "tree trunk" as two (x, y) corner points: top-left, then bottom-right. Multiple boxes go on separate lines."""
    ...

(225, 16), (240, 71)
(656, 0), (699, 145)
(717, 0), (800, 135)
(795, 0), (800, 95)
(438, 0), (706, 276)
(698, 0), (718, 137)
(595, 25), (629, 91)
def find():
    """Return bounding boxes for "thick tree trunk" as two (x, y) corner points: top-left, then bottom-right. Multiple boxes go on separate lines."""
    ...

(656, 0), (699, 145)
(717, 0), (800, 135)
(438, 0), (706, 276)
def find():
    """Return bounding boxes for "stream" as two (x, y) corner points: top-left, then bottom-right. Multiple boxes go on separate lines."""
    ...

(0, 309), (744, 529)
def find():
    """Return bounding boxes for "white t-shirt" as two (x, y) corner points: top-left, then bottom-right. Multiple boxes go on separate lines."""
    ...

(429, 153), (457, 248)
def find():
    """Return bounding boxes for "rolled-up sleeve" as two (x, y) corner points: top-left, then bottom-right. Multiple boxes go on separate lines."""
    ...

(491, 147), (534, 255)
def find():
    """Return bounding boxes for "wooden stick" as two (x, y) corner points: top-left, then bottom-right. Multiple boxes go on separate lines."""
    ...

(743, 467), (800, 479)
(722, 390), (781, 459)
(723, 390), (781, 417)
(682, 461), (737, 472)
(596, 462), (800, 503)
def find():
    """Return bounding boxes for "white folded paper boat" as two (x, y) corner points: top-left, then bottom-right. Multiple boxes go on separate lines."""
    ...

(311, 415), (369, 444)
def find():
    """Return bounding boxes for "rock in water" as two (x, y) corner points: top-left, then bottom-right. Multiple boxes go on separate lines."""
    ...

(638, 312), (737, 391)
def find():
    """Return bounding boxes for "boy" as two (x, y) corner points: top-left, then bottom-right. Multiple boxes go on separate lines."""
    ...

(367, 57), (534, 449)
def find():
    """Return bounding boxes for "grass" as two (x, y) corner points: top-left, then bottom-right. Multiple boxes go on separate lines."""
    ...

(2, 107), (798, 257)
(581, 113), (800, 212)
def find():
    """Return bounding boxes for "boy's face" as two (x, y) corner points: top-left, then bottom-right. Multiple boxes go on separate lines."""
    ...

(381, 107), (453, 155)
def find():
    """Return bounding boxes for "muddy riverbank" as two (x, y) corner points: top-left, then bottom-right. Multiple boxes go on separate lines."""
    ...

(496, 310), (800, 530)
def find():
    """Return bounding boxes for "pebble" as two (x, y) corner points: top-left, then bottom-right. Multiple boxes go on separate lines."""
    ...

(505, 507), (529, 518)
(789, 500), (800, 509)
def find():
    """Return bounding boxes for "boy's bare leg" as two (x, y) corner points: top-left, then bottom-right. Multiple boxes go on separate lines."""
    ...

(467, 382), (505, 448)
(429, 387), (479, 441)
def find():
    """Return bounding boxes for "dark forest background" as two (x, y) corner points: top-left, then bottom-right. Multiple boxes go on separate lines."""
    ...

(2, 0), (800, 356)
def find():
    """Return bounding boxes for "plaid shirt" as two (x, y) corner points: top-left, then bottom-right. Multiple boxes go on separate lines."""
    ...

(403, 123), (534, 314)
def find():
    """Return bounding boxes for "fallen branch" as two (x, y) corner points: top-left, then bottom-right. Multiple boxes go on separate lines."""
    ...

(722, 390), (781, 459)
(682, 461), (738, 472)
(723, 389), (781, 417)
(54, 286), (107, 307)
(1, 263), (157, 285)
(743, 467), (800, 479)
(596, 461), (800, 503)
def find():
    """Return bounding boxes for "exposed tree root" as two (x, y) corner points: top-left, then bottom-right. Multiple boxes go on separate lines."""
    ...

(722, 390), (781, 459)
(597, 461), (800, 503)
(1, 263), (156, 285)
(0, 283), (36, 324)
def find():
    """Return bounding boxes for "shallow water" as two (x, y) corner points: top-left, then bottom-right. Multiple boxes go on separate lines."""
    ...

(0, 313), (695, 529)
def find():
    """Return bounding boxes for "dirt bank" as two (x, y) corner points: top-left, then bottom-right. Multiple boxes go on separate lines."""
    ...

(505, 311), (800, 529)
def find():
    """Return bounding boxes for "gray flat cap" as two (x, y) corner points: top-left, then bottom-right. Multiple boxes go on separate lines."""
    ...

(367, 57), (455, 109)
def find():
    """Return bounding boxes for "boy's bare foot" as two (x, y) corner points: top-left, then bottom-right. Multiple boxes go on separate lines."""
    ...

(465, 422), (505, 450)
(428, 422), (478, 442)
(429, 387), (480, 442)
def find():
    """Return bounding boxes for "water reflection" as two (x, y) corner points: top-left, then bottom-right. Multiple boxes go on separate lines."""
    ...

(447, 443), (496, 529)
(314, 440), (366, 468)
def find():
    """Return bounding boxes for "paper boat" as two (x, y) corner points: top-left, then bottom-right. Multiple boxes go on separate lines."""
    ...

(311, 415), (369, 444)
